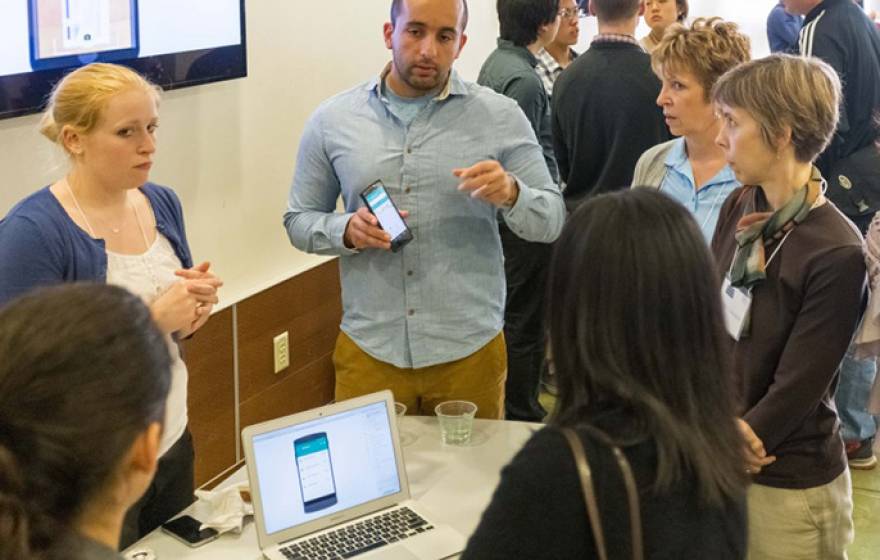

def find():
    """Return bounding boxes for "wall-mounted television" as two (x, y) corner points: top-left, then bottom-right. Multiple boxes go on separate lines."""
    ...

(0, 0), (247, 120)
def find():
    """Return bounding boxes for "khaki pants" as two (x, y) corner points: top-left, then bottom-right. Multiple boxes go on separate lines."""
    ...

(747, 470), (854, 559)
(333, 331), (506, 419)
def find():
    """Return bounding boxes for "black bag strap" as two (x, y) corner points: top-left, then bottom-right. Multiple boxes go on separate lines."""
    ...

(561, 427), (644, 560)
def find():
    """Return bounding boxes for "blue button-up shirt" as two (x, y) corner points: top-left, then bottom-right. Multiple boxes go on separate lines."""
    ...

(659, 138), (740, 241)
(284, 69), (565, 368)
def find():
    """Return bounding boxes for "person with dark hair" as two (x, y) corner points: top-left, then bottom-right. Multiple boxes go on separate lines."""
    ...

(552, 0), (669, 211)
(461, 188), (747, 559)
(785, 0), (880, 472)
(477, 0), (560, 422)
(0, 284), (172, 560)
(641, 0), (689, 52)
(766, 1), (803, 53)
(0, 63), (222, 547)
(535, 0), (581, 98)
(286, 0), (564, 420)
(712, 54), (863, 558)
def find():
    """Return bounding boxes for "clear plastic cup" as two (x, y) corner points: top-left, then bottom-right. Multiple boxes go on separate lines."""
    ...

(394, 402), (407, 418)
(434, 400), (478, 445)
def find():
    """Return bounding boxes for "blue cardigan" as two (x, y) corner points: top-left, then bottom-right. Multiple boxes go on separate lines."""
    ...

(0, 183), (193, 307)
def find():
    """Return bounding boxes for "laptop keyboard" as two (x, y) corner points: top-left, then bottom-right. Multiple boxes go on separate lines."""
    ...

(280, 506), (435, 560)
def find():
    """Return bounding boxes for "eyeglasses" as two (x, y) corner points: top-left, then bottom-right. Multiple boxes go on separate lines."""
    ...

(559, 7), (586, 19)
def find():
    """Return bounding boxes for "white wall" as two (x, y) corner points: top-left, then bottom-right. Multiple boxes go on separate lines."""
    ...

(2, 0), (876, 307)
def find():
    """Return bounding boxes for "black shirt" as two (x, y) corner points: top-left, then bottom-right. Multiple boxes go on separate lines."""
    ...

(462, 424), (747, 559)
(800, 0), (880, 175)
(551, 40), (669, 211)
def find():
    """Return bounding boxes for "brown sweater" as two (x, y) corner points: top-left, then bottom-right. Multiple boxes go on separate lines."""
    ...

(711, 186), (866, 489)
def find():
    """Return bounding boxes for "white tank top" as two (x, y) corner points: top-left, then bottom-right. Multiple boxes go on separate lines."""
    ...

(106, 234), (188, 457)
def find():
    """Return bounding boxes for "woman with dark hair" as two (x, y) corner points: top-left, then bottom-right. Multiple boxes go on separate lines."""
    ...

(0, 284), (172, 560)
(462, 188), (747, 559)
(711, 54), (864, 558)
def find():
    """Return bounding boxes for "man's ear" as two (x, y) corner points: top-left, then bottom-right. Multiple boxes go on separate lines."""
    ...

(639, 1), (646, 16)
(454, 32), (468, 59)
(383, 22), (394, 50)
(588, 0), (597, 16)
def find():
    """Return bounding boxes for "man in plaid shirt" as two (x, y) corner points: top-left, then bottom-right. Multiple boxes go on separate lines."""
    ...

(536, 0), (581, 97)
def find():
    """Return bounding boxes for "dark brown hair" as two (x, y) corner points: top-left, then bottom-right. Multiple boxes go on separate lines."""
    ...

(547, 188), (747, 506)
(0, 285), (171, 560)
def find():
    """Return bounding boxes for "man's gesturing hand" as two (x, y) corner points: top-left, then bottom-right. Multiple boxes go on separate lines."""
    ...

(453, 161), (519, 208)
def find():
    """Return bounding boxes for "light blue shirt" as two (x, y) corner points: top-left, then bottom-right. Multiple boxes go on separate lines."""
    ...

(659, 138), (740, 241)
(284, 69), (564, 368)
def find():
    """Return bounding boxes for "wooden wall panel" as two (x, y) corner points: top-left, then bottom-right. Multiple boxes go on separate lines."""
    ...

(182, 307), (236, 487)
(240, 355), (335, 430)
(237, 259), (341, 427)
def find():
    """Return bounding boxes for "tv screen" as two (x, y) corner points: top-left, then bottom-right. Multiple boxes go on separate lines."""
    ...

(0, 0), (247, 120)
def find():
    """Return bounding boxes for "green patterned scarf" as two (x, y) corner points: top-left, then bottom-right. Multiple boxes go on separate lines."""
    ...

(729, 167), (822, 289)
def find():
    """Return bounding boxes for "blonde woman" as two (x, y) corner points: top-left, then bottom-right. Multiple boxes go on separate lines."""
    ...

(641, 0), (688, 52)
(0, 63), (221, 546)
(633, 18), (750, 240)
(711, 55), (863, 559)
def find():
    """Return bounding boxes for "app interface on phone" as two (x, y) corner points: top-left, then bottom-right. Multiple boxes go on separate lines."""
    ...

(365, 186), (407, 239)
(294, 435), (335, 504)
(252, 401), (401, 535)
(33, 0), (134, 59)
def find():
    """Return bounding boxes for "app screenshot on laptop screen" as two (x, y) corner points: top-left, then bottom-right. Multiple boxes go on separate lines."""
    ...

(252, 401), (402, 535)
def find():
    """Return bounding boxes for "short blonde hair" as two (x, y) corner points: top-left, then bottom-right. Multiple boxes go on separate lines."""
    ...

(40, 63), (161, 153)
(652, 18), (750, 101)
(712, 54), (841, 163)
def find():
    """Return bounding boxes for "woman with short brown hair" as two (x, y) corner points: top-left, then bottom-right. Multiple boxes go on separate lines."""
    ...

(711, 54), (863, 559)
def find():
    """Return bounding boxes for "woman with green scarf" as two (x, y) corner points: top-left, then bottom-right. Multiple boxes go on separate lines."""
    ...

(710, 54), (865, 560)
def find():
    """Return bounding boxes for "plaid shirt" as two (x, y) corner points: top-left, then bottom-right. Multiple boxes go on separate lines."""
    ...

(591, 33), (642, 48)
(535, 47), (578, 97)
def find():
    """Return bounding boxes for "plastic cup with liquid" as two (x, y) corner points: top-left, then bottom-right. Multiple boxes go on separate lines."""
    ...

(434, 400), (478, 445)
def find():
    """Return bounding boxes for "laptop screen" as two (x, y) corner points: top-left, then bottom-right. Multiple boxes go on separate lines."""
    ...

(251, 400), (402, 535)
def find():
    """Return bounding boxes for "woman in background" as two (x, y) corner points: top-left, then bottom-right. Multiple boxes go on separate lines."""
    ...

(462, 188), (747, 559)
(0, 63), (221, 545)
(711, 54), (864, 559)
(641, 0), (688, 52)
(0, 284), (171, 559)
(633, 17), (750, 241)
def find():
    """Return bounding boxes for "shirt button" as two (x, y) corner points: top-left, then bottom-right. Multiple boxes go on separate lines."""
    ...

(408, 309), (415, 316)
(404, 187), (412, 194)
(407, 270), (414, 276)
(406, 146), (413, 154)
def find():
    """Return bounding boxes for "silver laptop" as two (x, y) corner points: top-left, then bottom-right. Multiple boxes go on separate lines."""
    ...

(242, 390), (466, 560)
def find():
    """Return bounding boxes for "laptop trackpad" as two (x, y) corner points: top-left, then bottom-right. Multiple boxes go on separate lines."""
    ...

(404, 526), (466, 559)
(373, 548), (420, 560)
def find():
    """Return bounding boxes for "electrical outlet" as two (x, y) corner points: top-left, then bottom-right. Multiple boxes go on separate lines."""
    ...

(273, 331), (289, 373)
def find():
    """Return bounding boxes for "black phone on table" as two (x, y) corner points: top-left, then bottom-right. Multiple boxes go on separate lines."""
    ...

(359, 180), (414, 252)
(160, 514), (219, 548)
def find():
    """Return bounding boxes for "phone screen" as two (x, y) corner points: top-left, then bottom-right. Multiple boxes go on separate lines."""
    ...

(363, 184), (409, 240)
(294, 433), (338, 513)
(161, 515), (218, 546)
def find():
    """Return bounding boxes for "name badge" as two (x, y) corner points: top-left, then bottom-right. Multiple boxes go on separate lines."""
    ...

(721, 276), (752, 341)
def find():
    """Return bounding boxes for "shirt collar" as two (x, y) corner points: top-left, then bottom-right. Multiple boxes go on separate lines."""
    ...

(592, 33), (641, 48)
(664, 138), (737, 187)
(536, 47), (579, 71)
(497, 38), (539, 67)
(367, 62), (467, 101)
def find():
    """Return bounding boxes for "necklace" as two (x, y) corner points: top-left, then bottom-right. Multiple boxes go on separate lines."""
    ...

(64, 178), (133, 236)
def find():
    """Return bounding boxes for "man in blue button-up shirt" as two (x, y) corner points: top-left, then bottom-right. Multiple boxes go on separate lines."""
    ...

(284, 0), (565, 419)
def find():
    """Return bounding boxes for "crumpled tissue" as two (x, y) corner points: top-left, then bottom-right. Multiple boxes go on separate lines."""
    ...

(193, 482), (254, 535)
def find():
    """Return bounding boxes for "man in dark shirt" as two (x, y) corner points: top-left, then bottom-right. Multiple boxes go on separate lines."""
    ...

(787, 0), (880, 469)
(477, 0), (560, 422)
(551, 0), (669, 210)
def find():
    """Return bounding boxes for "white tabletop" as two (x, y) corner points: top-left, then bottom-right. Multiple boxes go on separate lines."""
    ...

(125, 416), (540, 560)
